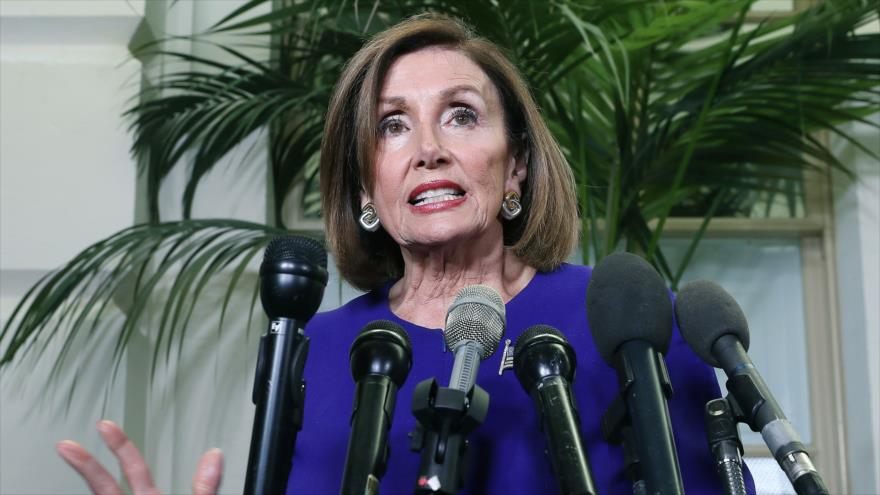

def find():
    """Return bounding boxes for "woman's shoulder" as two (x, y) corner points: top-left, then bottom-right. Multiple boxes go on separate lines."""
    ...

(531, 262), (593, 295)
(549, 261), (592, 276)
(307, 287), (390, 333)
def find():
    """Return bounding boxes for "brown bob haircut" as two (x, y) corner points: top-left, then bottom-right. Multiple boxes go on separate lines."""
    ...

(320, 14), (578, 291)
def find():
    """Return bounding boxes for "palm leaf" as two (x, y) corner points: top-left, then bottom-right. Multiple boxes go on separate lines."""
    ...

(0, 221), (286, 397)
(556, 0), (878, 270)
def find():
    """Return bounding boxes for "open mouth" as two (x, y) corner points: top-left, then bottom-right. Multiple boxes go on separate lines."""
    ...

(408, 187), (465, 206)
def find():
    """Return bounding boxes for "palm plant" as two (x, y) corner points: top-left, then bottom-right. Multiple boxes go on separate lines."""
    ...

(2, 0), (877, 405)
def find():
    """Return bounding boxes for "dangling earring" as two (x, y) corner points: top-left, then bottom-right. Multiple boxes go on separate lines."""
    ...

(501, 191), (522, 220)
(359, 203), (381, 232)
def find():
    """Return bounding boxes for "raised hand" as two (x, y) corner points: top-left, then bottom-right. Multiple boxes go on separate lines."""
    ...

(56, 420), (223, 495)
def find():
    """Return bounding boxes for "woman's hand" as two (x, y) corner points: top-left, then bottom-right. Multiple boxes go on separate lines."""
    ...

(56, 420), (223, 495)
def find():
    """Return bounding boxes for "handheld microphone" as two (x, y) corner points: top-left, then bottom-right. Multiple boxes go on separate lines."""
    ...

(411, 284), (505, 494)
(586, 252), (684, 495)
(675, 280), (829, 495)
(513, 325), (597, 495)
(245, 235), (327, 495)
(445, 285), (506, 392)
(340, 320), (412, 495)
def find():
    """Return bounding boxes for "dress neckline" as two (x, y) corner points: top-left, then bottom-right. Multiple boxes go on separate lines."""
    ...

(377, 266), (547, 332)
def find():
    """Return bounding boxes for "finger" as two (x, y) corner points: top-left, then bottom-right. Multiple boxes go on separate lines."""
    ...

(96, 420), (160, 495)
(56, 440), (124, 495)
(191, 448), (223, 495)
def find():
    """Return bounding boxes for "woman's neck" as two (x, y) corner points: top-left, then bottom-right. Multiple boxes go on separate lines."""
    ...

(388, 240), (535, 329)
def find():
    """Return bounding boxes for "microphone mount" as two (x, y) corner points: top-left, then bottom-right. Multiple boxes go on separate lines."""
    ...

(409, 378), (489, 494)
(704, 397), (747, 495)
(600, 340), (678, 495)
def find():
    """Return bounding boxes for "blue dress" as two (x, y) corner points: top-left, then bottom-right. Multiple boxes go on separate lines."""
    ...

(285, 263), (756, 494)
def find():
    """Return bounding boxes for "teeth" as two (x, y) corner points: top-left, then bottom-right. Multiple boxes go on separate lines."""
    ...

(418, 194), (460, 205)
(414, 187), (459, 201)
(412, 187), (463, 205)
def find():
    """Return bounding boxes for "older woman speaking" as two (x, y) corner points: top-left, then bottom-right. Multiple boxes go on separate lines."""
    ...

(58, 14), (754, 495)
(290, 14), (754, 495)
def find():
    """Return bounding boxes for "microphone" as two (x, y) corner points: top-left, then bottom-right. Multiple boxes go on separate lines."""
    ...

(341, 320), (413, 495)
(586, 252), (684, 495)
(675, 280), (829, 495)
(410, 284), (505, 494)
(445, 284), (506, 392)
(513, 325), (597, 495)
(245, 235), (327, 495)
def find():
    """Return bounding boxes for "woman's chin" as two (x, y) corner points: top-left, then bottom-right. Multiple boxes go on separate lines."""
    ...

(398, 224), (498, 253)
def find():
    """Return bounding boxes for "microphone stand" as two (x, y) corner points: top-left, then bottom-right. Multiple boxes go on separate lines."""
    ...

(704, 397), (747, 495)
(409, 378), (489, 494)
(245, 319), (310, 495)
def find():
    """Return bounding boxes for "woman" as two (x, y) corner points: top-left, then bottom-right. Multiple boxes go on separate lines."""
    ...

(59, 15), (755, 495)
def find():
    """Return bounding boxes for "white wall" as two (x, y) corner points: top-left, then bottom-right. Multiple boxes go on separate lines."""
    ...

(0, 7), (142, 271)
(1, 1), (270, 493)
(0, 1), (144, 493)
(832, 117), (880, 495)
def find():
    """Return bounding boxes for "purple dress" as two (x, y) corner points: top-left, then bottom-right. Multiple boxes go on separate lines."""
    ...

(285, 263), (756, 494)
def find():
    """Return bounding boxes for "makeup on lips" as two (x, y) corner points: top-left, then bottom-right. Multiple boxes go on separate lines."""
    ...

(407, 180), (466, 213)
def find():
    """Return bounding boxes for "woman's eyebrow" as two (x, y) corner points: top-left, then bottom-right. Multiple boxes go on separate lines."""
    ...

(439, 84), (483, 101)
(378, 84), (484, 109)
(377, 96), (409, 111)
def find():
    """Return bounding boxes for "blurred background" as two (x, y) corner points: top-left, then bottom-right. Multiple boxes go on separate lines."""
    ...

(0, 0), (877, 493)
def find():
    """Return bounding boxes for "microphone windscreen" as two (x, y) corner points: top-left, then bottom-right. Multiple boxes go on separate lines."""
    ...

(354, 319), (412, 352)
(262, 235), (327, 269)
(586, 252), (673, 365)
(350, 320), (412, 386)
(514, 324), (567, 353)
(445, 285), (505, 359)
(674, 280), (750, 367)
(259, 235), (328, 320)
(513, 324), (576, 384)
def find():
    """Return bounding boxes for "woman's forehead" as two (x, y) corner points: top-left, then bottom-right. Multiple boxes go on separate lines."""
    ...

(378, 47), (499, 106)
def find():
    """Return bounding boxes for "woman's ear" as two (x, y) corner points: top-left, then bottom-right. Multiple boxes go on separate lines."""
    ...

(360, 190), (372, 208)
(504, 154), (528, 193)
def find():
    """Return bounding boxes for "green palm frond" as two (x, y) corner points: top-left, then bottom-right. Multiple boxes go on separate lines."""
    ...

(128, 45), (332, 222)
(648, 1), (879, 222)
(554, 0), (878, 267)
(0, 221), (286, 383)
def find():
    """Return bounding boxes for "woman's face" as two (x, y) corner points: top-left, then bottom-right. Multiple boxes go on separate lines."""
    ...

(365, 47), (526, 251)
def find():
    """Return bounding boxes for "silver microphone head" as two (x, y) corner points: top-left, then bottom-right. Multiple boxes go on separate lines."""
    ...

(444, 284), (506, 359)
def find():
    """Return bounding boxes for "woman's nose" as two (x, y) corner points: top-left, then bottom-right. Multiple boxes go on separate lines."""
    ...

(414, 125), (449, 169)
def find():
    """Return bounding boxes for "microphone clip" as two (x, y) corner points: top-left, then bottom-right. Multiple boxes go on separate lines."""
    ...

(409, 377), (489, 494)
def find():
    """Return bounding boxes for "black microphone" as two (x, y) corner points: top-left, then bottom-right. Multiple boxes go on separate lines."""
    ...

(341, 320), (413, 495)
(513, 325), (597, 495)
(245, 235), (327, 495)
(411, 284), (505, 494)
(586, 252), (684, 495)
(675, 280), (829, 495)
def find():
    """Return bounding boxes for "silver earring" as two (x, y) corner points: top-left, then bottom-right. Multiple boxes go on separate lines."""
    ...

(359, 203), (380, 232)
(501, 191), (522, 220)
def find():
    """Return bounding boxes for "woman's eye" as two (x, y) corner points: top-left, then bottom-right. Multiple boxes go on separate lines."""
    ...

(450, 107), (477, 126)
(379, 116), (406, 136)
